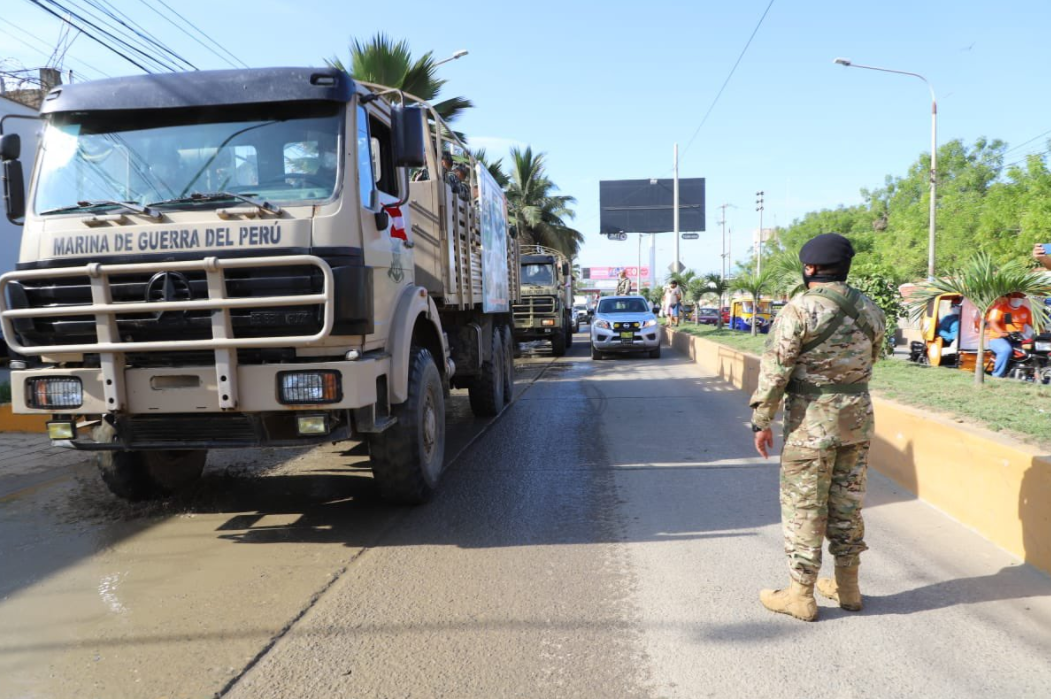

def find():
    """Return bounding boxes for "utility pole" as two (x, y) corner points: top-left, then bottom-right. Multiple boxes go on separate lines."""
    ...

(637, 234), (643, 293)
(755, 191), (765, 275)
(717, 203), (735, 282)
(673, 143), (680, 274)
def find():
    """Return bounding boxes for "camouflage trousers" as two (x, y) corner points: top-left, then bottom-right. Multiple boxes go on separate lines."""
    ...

(780, 442), (869, 585)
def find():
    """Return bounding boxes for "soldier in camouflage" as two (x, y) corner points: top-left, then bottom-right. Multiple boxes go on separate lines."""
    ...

(749, 233), (886, 621)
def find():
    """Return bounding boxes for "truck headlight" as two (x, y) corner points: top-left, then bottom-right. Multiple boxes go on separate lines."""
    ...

(642, 319), (657, 328)
(26, 377), (83, 409)
(541, 319), (555, 326)
(594, 320), (611, 330)
(277, 371), (341, 404)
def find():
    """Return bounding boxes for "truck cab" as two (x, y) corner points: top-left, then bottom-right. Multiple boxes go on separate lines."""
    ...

(512, 245), (572, 356)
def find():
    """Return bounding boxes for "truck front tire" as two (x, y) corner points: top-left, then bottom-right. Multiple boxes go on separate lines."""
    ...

(369, 347), (446, 505)
(97, 449), (206, 501)
(468, 328), (506, 417)
(551, 328), (567, 357)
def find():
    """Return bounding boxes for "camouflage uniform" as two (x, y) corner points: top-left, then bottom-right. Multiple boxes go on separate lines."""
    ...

(749, 282), (886, 586)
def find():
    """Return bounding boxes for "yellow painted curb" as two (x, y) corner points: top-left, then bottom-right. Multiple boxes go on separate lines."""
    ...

(663, 326), (1051, 576)
(0, 403), (49, 433)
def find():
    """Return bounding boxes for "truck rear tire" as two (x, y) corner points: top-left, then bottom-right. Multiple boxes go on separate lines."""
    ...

(551, 328), (567, 357)
(468, 328), (506, 417)
(501, 324), (515, 402)
(369, 347), (446, 504)
(97, 449), (206, 501)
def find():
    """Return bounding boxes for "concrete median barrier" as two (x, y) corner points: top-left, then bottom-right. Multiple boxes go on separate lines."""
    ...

(663, 326), (1051, 577)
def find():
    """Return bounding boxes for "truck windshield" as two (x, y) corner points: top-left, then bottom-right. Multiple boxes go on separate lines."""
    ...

(34, 102), (343, 215)
(521, 263), (555, 286)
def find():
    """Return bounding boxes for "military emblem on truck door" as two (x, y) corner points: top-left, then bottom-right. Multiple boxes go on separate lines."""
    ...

(386, 205), (409, 282)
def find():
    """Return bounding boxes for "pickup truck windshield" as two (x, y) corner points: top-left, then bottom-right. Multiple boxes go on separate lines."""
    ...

(34, 102), (343, 215)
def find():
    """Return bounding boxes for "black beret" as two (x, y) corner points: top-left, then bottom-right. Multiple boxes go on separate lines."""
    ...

(799, 233), (855, 266)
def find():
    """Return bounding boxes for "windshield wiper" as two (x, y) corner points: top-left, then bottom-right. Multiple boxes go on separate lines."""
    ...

(42, 200), (162, 220)
(147, 191), (281, 215)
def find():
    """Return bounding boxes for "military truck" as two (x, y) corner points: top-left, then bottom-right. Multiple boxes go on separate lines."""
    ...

(512, 245), (573, 356)
(0, 67), (519, 504)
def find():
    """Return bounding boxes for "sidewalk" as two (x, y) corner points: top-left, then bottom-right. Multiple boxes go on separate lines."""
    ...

(0, 432), (91, 498)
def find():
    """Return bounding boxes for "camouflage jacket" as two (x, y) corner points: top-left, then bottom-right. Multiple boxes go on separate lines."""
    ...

(749, 282), (886, 449)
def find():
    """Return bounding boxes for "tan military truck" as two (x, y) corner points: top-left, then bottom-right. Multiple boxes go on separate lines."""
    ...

(512, 245), (573, 356)
(0, 67), (519, 503)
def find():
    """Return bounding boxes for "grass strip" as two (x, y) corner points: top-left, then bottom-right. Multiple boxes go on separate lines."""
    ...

(670, 322), (1051, 451)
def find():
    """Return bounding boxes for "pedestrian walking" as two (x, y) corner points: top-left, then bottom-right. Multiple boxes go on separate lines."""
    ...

(749, 233), (886, 622)
(664, 281), (683, 327)
(616, 270), (632, 296)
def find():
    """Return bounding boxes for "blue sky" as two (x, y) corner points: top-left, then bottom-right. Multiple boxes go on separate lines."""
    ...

(4, 0), (1051, 279)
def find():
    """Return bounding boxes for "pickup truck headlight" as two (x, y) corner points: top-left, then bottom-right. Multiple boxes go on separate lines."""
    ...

(642, 319), (657, 328)
(26, 377), (83, 409)
(594, 319), (611, 330)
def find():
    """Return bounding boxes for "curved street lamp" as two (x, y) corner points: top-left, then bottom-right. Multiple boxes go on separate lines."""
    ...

(433, 50), (469, 68)
(834, 58), (937, 280)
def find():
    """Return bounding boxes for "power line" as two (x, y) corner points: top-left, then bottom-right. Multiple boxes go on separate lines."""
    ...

(53, 0), (185, 72)
(680, 0), (777, 160)
(24, 0), (160, 73)
(75, 0), (197, 70)
(0, 14), (110, 78)
(1003, 127), (1051, 156)
(136, 0), (249, 69)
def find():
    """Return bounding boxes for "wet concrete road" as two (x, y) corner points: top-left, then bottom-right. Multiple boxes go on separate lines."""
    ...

(2, 330), (1051, 698)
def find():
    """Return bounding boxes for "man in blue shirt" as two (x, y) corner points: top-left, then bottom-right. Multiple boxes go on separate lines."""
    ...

(936, 304), (960, 345)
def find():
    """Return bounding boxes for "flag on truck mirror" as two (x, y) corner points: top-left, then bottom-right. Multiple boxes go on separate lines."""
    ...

(387, 205), (411, 244)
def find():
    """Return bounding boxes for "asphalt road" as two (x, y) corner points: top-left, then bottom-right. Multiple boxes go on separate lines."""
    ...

(2, 329), (1050, 698)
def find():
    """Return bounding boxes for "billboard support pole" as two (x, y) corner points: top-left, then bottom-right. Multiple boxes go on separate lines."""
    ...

(673, 143), (680, 274)
(637, 234), (643, 293)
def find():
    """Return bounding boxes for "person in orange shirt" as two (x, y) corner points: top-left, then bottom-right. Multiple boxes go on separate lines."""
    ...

(985, 293), (1033, 378)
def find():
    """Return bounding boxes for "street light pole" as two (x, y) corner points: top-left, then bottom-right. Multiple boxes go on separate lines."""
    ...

(755, 191), (764, 275)
(673, 143), (680, 275)
(433, 49), (469, 68)
(834, 58), (937, 280)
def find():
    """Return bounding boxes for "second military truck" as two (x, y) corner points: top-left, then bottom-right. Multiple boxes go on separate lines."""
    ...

(512, 245), (573, 356)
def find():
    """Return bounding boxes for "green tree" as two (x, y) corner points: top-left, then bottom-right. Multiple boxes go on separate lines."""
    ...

(850, 262), (905, 358)
(700, 272), (730, 329)
(907, 253), (1051, 386)
(730, 269), (777, 336)
(328, 33), (472, 124)
(506, 146), (583, 258)
(469, 148), (509, 188)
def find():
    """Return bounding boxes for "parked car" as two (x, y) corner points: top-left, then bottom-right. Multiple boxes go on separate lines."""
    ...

(720, 306), (730, 325)
(573, 303), (591, 325)
(590, 295), (661, 359)
(697, 307), (720, 325)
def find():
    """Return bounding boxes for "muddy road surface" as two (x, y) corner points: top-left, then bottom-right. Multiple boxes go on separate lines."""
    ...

(3, 328), (1051, 699)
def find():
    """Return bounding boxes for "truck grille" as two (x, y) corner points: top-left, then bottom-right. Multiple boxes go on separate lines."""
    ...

(8, 264), (324, 348)
(121, 414), (258, 445)
(512, 295), (557, 318)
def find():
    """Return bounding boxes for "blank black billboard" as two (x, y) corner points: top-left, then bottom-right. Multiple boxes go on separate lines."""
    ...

(600, 178), (705, 234)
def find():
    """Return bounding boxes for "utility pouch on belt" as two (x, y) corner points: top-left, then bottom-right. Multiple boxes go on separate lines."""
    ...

(790, 286), (876, 397)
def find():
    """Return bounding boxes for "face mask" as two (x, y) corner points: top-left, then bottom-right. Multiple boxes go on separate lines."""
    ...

(802, 267), (848, 287)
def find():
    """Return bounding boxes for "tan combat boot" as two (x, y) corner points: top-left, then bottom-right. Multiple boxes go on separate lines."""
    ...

(816, 565), (862, 611)
(759, 579), (818, 621)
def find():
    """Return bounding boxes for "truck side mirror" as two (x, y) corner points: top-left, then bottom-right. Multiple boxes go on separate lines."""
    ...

(562, 262), (570, 276)
(390, 106), (426, 168)
(0, 133), (20, 160)
(1, 134), (25, 223)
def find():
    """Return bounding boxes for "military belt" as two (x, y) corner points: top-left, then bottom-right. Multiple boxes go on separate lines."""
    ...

(786, 379), (869, 396)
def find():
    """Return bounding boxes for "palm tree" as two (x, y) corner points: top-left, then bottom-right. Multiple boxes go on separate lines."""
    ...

(328, 33), (473, 124)
(730, 269), (777, 336)
(506, 146), (583, 258)
(701, 272), (730, 329)
(769, 247), (806, 299)
(469, 148), (509, 188)
(907, 253), (1051, 386)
